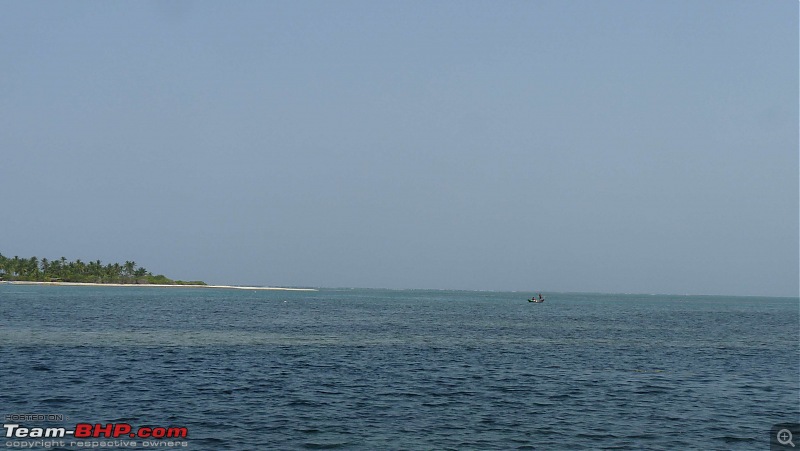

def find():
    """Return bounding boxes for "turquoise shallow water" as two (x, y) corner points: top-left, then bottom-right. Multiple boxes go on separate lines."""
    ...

(0, 285), (797, 449)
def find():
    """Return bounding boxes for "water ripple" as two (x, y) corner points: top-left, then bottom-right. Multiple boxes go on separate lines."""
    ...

(0, 286), (796, 449)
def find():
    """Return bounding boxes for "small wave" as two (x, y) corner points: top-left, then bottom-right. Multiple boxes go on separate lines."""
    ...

(286, 399), (330, 408)
(717, 436), (757, 443)
(109, 417), (141, 422)
(41, 397), (73, 404)
(376, 390), (422, 397)
(421, 401), (453, 408)
(301, 441), (352, 449)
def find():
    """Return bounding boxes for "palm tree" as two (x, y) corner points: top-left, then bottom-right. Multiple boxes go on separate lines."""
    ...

(123, 261), (136, 282)
(75, 259), (87, 278)
(27, 256), (39, 280)
(0, 252), (204, 285)
(49, 259), (62, 279)
(11, 256), (21, 278)
(87, 260), (102, 282)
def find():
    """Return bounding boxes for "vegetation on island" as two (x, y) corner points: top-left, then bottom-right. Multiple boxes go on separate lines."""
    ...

(0, 253), (206, 285)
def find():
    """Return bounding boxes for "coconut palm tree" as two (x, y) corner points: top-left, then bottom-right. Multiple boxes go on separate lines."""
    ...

(1, 252), (204, 285)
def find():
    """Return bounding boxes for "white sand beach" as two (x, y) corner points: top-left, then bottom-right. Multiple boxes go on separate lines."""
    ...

(6, 281), (316, 291)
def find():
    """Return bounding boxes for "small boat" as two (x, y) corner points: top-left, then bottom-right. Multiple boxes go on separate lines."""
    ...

(527, 293), (545, 303)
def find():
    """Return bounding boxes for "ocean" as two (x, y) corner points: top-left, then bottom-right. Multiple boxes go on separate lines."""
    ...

(0, 285), (797, 450)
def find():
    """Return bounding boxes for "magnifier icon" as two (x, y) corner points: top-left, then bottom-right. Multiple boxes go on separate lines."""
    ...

(778, 429), (795, 447)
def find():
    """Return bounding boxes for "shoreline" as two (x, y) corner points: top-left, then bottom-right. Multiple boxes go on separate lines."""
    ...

(4, 281), (317, 291)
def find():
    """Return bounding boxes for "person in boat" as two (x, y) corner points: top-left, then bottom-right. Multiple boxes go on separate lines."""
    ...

(538, 293), (543, 301)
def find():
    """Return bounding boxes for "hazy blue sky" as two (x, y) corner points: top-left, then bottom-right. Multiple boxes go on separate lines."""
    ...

(1, 1), (797, 296)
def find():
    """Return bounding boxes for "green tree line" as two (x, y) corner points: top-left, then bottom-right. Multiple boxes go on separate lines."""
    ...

(0, 253), (205, 285)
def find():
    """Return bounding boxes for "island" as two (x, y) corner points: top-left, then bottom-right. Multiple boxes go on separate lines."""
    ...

(0, 253), (316, 291)
(0, 253), (205, 285)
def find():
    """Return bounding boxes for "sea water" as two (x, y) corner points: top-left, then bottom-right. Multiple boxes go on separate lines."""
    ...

(0, 285), (797, 450)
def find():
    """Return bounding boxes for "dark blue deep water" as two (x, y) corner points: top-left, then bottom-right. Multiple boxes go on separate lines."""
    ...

(0, 285), (797, 450)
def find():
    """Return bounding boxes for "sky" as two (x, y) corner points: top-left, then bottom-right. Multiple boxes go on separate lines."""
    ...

(1, 1), (797, 296)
